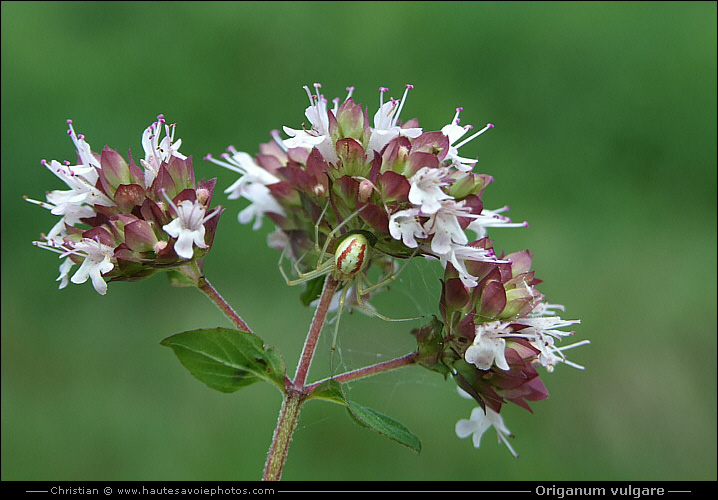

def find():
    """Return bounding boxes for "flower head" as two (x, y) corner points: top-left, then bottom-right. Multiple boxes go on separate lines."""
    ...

(412, 238), (586, 455)
(28, 116), (223, 294)
(210, 84), (516, 305)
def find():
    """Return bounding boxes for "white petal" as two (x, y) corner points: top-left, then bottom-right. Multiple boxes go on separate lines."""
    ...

(173, 232), (197, 260)
(455, 418), (479, 439)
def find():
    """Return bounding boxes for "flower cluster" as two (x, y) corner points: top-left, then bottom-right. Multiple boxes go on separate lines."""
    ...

(27, 116), (223, 294)
(207, 83), (586, 456)
(413, 240), (586, 456)
(208, 84), (525, 305)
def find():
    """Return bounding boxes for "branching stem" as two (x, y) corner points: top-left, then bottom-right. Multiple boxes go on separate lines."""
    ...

(306, 352), (418, 392)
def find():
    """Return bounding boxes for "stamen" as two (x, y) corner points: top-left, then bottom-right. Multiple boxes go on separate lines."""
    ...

(23, 196), (51, 209)
(302, 85), (314, 106)
(160, 189), (179, 214)
(454, 123), (494, 149)
(270, 129), (288, 152)
(32, 240), (67, 255)
(557, 340), (591, 352)
(453, 107), (463, 124)
(378, 87), (388, 109)
(392, 84), (413, 126)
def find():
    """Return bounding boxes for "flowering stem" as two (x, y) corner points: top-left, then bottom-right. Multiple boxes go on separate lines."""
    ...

(306, 352), (419, 392)
(292, 276), (339, 390)
(262, 276), (338, 481)
(197, 276), (253, 333)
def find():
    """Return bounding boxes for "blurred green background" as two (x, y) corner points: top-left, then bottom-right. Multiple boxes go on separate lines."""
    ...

(2, 1), (715, 482)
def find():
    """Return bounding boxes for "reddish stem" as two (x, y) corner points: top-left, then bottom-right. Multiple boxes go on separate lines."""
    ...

(198, 277), (253, 333)
(305, 352), (419, 393)
(292, 276), (339, 390)
(262, 276), (339, 481)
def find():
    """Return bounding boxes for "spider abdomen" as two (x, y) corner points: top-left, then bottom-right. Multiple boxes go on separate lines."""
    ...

(334, 233), (370, 280)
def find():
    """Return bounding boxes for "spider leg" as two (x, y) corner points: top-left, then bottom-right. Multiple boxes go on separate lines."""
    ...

(360, 247), (419, 296)
(314, 201), (331, 255)
(279, 244), (335, 286)
(354, 248), (424, 322)
(329, 283), (351, 374)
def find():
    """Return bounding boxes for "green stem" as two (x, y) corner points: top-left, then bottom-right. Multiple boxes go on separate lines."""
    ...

(262, 390), (304, 481)
(262, 276), (339, 481)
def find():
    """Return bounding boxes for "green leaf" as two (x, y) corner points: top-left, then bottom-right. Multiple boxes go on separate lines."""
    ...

(346, 401), (422, 453)
(160, 328), (286, 394)
(307, 379), (347, 405)
(306, 381), (421, 452)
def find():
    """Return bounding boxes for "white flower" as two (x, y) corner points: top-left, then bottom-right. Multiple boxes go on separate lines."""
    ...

(66, 119), (101, 171)
(428, 241), (507, 288)
(266, 227), (289, 253)
(32, 234), (78, 290)
(440, 108), (494, 172)
(35, 121), (112, 213)
(26, 120), (116, 241)
(465, 321), (510, 371)
(220, 149), (281, 200)
(41, 157), (113, 210)
(162, 198), (219, 260)
(141, 115), (186, 187)
(67, 238), (116, 295)
(408, 166), (453, 215)
(467, 205), (528, 239)
(237, 183), (284, 230)
(282, 83), (339, 164)
(205, 150), (284, 230)
(422, 200), (469, 255)
(441, 107), (479, 171)
(455, 404), (518, 458)
(367, 85), (423, 154)
(388, 208), (427, 248)
(56, 255), (75, 289)
(24, 192), (96, 240)
(513, 314), (586, 371)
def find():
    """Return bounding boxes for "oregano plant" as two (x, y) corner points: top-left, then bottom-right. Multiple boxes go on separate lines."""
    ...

(27, 84), (587, 480)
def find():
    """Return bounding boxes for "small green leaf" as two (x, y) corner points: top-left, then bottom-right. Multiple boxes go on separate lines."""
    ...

(300, 275), (326, 306)
(160, 328), (286, 394)
(166, 269), (197, 288)
(307, 379), (347, 405)
(346, 401), (422, 453)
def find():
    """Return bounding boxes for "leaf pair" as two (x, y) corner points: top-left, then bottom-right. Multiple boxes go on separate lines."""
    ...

(161, 328), (420, 452)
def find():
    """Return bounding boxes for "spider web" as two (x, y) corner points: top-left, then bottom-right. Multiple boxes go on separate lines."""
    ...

(318, 253), (445, 386)
(295, 253), (450, 432)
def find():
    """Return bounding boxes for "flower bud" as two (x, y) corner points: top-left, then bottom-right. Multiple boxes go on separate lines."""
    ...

(358, 179), (374, 203)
